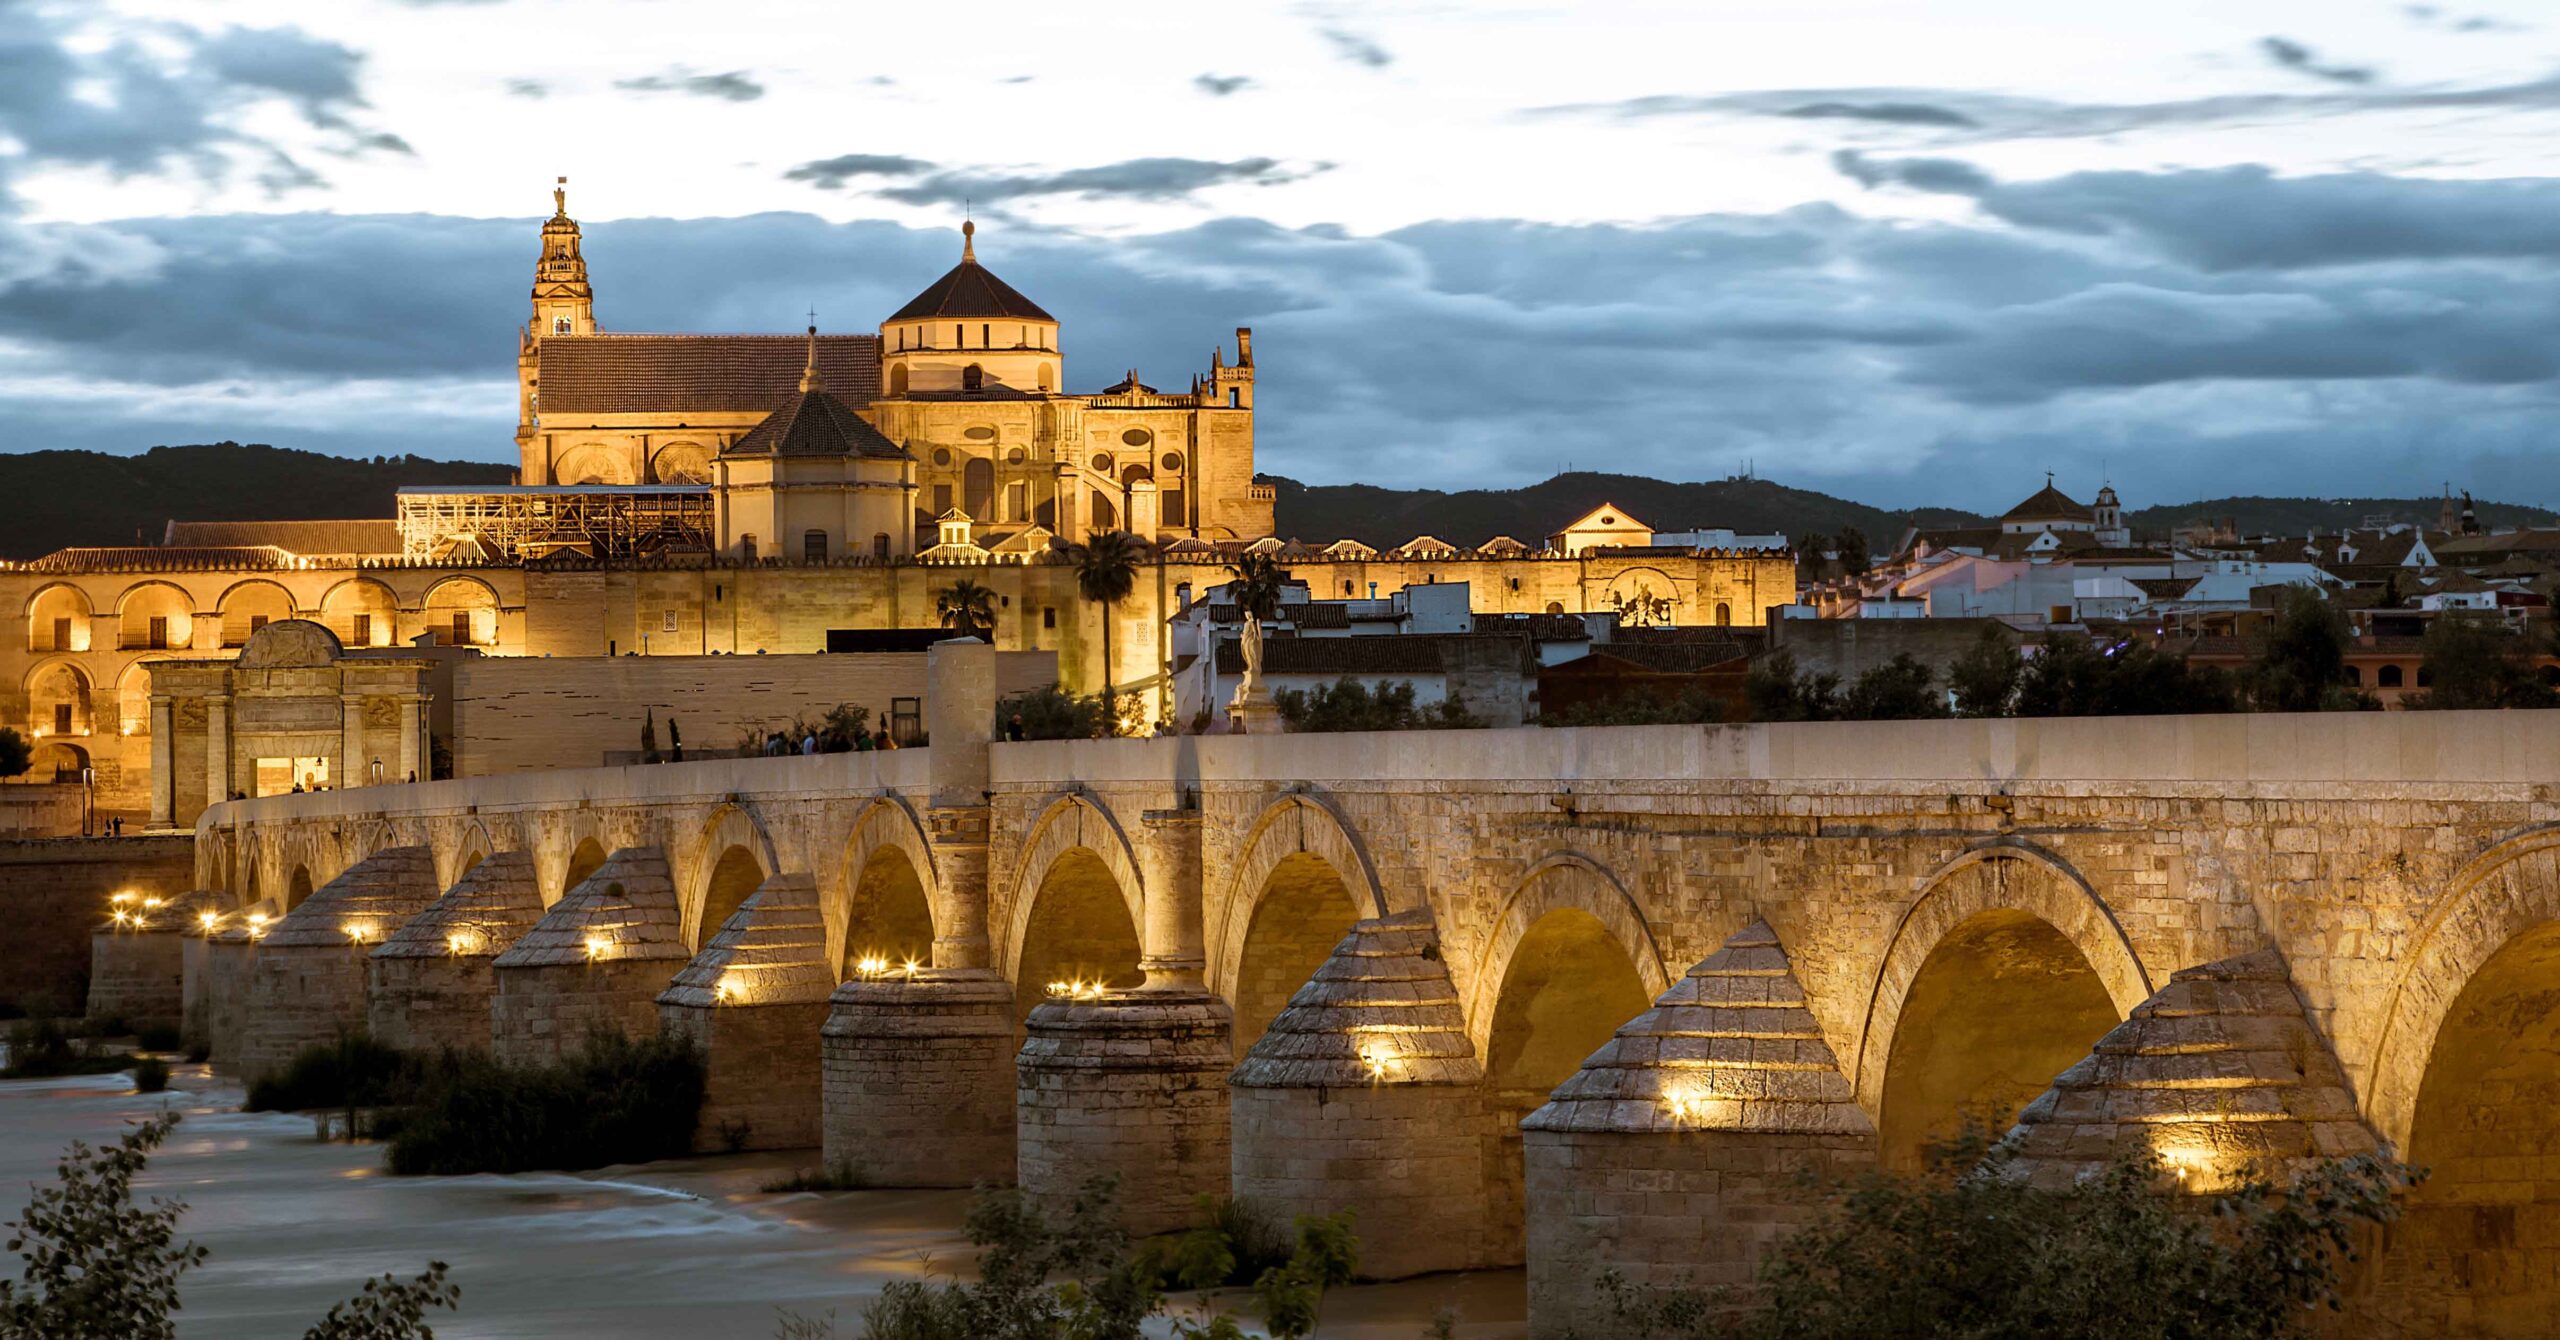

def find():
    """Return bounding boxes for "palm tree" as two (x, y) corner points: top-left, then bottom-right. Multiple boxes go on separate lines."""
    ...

(1066, 530), (1146, 721)
(1225, 552), (1290, 620)
(936, 578), (998, 642)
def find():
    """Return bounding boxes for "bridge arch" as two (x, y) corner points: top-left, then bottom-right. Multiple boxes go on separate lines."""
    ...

(2361, 828), (2560, 1334)
(1004, 793), (1148, 1019)
(684, 804), (778, 948)
(1211, 792), (1387, 1051)
(442, 821), (496, 890)
(553, 833), (611, 904)
(836, 798), (944, 975)
(1855, 841), (2152, 1169)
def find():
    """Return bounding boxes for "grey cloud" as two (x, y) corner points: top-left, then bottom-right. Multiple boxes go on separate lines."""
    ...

(1833, 151), (1994, 196)
(1195, 74), (1254, 96)
(505, 78), (549, 99)
(2260, 36), (2377, 86)
(782, 154), (937, 189)
(1535, 73), (2560, 143)
(615, 68), (766, 102)
(0, 8), (405, 208)
(15, 162), (2560, 512)
(1320, 28), (1392, 68)
(876, 157), (1327, 206)
(1783, 101), (1977, 128)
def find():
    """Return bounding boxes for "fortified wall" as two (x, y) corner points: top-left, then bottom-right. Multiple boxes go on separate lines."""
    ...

(178, 665), (2560, 1336)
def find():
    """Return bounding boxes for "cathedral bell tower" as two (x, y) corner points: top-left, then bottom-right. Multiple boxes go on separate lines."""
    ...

(517, 177), (597, 464)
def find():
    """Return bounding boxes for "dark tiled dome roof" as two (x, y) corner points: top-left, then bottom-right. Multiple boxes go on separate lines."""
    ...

(887, 222), (1056, 323)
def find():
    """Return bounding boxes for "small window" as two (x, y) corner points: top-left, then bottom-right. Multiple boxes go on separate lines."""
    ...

(889, 365), (909, 395)
(1227, 387), (1239, 408)
(804, 530), (828, 563)
(1508, 578), (1520, 592)
(661, 610), (679, 633)
(741, 534), (758, 562)
(2344, 665), (2362, 686)
(981, 323), (990, 347)
(1716, 602), (1732, 627)
(1343, 581), (1354, 596)
(962, 364), (984, 391)
(248, 615), (269, 635)
(873, 533), (891, 560)
(891, 696), (923, 744)
(553, 315), (571, 335)
(1042, 607), (1057, 630)
(51, 616), (71, 651)
(54, 703), (72, 735)
(450, 612), (473, 647)
(954, 323), (964, 347)
(347, 614), (367, 647)
(2378, 664), (2403, 688)
(1546, 602), (1565, 615)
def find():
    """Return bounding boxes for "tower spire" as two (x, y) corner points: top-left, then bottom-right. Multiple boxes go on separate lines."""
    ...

(962, 217), (976, 264)
(798, 322), (823, 394)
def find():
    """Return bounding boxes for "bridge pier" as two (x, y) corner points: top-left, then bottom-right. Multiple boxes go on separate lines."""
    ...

(1522, 923), (1875, 1338)
(367, 851), (543, 1053)
(1230, 910), (1492, 1279)
(192, 925), (259, 1068)
(821, 968), (1019, 1185)
(491, 848), (688, 1067)
(89, 889), (224, 1024)
(660, 873), (833, 1152)
(1017, 988), (1234, 1237)
(238, 847), (441, 1082)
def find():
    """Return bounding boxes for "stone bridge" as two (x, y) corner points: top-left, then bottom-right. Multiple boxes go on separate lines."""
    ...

(173, 642), (2560, 1335)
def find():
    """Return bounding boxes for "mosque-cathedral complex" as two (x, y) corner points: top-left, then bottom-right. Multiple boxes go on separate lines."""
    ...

(1, 182), (1791, 820)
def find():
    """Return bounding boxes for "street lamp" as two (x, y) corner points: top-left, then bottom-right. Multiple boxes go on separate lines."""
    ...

(80, 765), (93, 838)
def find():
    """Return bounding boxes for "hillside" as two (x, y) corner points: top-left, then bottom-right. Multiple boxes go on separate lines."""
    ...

(2125, 495), (2560, 538)
(1263, 472), (1978, 549)
(0, 444), (513, 560)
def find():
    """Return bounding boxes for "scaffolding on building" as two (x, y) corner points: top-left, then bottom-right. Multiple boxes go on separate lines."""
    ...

(395, 485), (715, 562)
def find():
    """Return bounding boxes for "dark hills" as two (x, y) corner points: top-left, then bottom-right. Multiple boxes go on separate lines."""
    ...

(0, 443), (512, 560)
(3, 445), (2552, 561)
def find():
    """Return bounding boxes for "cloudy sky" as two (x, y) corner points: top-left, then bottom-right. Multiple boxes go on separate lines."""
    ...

(7, 0), (2560, 514)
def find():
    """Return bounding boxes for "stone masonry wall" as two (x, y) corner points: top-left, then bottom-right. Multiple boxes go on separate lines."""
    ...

(661, 1001), (827, 1152)
(86, 931), (186, 1022)
(0, 835), (194, 1016)
(367, 955), (499, 1054)
(1017, 991), (1233, 1237)
(821, 972), (1018, 1187)
(1232, 1085), (1491, 1279)
(491, 961), (670, 1066)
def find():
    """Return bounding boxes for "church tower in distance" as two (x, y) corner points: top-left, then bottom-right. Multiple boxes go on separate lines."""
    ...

(516, 177), (597, 464)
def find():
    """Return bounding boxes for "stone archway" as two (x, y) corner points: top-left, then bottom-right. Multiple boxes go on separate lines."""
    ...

(684, 804), (778, 949)
(1003, 795), (1147, 984)
(1855, 843), (2152, 1171)
(1209, 792), (1388, 1016)
(1005, 795), (1149, 1024)
(835, 799), (945, 972)
(1226, 852), (1363, 1061)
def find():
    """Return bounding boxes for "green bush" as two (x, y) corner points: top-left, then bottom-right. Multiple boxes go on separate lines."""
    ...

(129, 1057), (170, 1094)
(244, 1033), (416, 1113)
(387, 1031), (704, 1175)
(3, 1019), (130, 1079)
(997, 683), (1139, 740)
(1274, 678), (1483, 733)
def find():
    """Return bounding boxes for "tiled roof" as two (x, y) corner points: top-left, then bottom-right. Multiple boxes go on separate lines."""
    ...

(887, 258), (1056, 323)
(537, 334), (882, 415)
(24, 546), (294, 572)
(161, 519), (402, 554)
(724, 389), (908, 459)
(2002, 483), (2095, 524)
(1230, 911), (1479, 1089)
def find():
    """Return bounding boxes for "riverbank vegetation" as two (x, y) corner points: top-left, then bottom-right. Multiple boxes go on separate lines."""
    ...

(1579, 1131), (2413, 1340)
(240, 1029), (705, 1176)
(0, 1112), (457, 1338)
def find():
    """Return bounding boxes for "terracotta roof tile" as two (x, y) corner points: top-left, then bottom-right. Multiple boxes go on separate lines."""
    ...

(537, 334), (881, 415)
(724, 389), (909, 459)
(161, 519), (402, 555)
(887, 259), (1056, 323)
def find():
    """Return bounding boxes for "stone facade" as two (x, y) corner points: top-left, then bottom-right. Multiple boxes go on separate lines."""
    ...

(490, 847), (689, 1066)
(86, 888), (226, 1022)
(191, 930), (257, 1067)
(237, 845), (440, 1081)
(1017, 990), (1234, 1237)
(820, 969), (1018, 1187)
(0, 835), (196, 1016)
(658, 874), (834, 1152)
(367, 850), (544, 1052)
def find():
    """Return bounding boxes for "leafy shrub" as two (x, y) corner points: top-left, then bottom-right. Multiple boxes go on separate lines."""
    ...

(2, 1019), (130, 1079)
(135, 1022), (183, 1053)
(761, 1161), (867, 1193)
(386, 1031), (704, 1175)
(1589, 1128), (2413, 1340)
(998, 684), (1140, 740)
(1274, 678), (1483, 733)
(0, 1112), (457, 1339)
(71, 1016), (130, 1041)
(129, 1057), (170, 1094)
(244, 1033), (416, 1113)
(1145, 1195), (1293, 1290)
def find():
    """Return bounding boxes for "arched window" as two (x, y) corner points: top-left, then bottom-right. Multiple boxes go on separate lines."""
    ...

(889, 365), (909, 395)
(2344, 665), (2362, 686)
(954, 323), (964, 347)
(553, 315), (571, 335)
(962, 364), (984, 391)
(2378, 664), (2403, 688)
(1546, 601), (1565, 616)
(1038, 362), (1054, 391)
(803, 530), (828, 564)
(1715, 602), (1732, 626)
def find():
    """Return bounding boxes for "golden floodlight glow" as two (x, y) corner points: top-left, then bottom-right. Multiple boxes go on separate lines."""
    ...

(110, 891), (136, 905)
(198, 911), (221, 933)
(109, 909), (135, 927)
(445, 930), (481, 956)
(1357, 1037), (1398, 1082)
(1044, 978), (1105, 1001)
(142, 897), (164, 910)
(854, 954), (891, 979)
(342, 921), (379, 944)
(900, 957), (923, 977)
(582, 934), (611, 960)
(246, 912), (271, 938)
(1660, 1080), (1729, 1129)
(714, 974), (743, 1005)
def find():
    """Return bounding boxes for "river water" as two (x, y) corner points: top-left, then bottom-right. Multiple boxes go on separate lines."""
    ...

(0, 1067), (1528, 1338)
